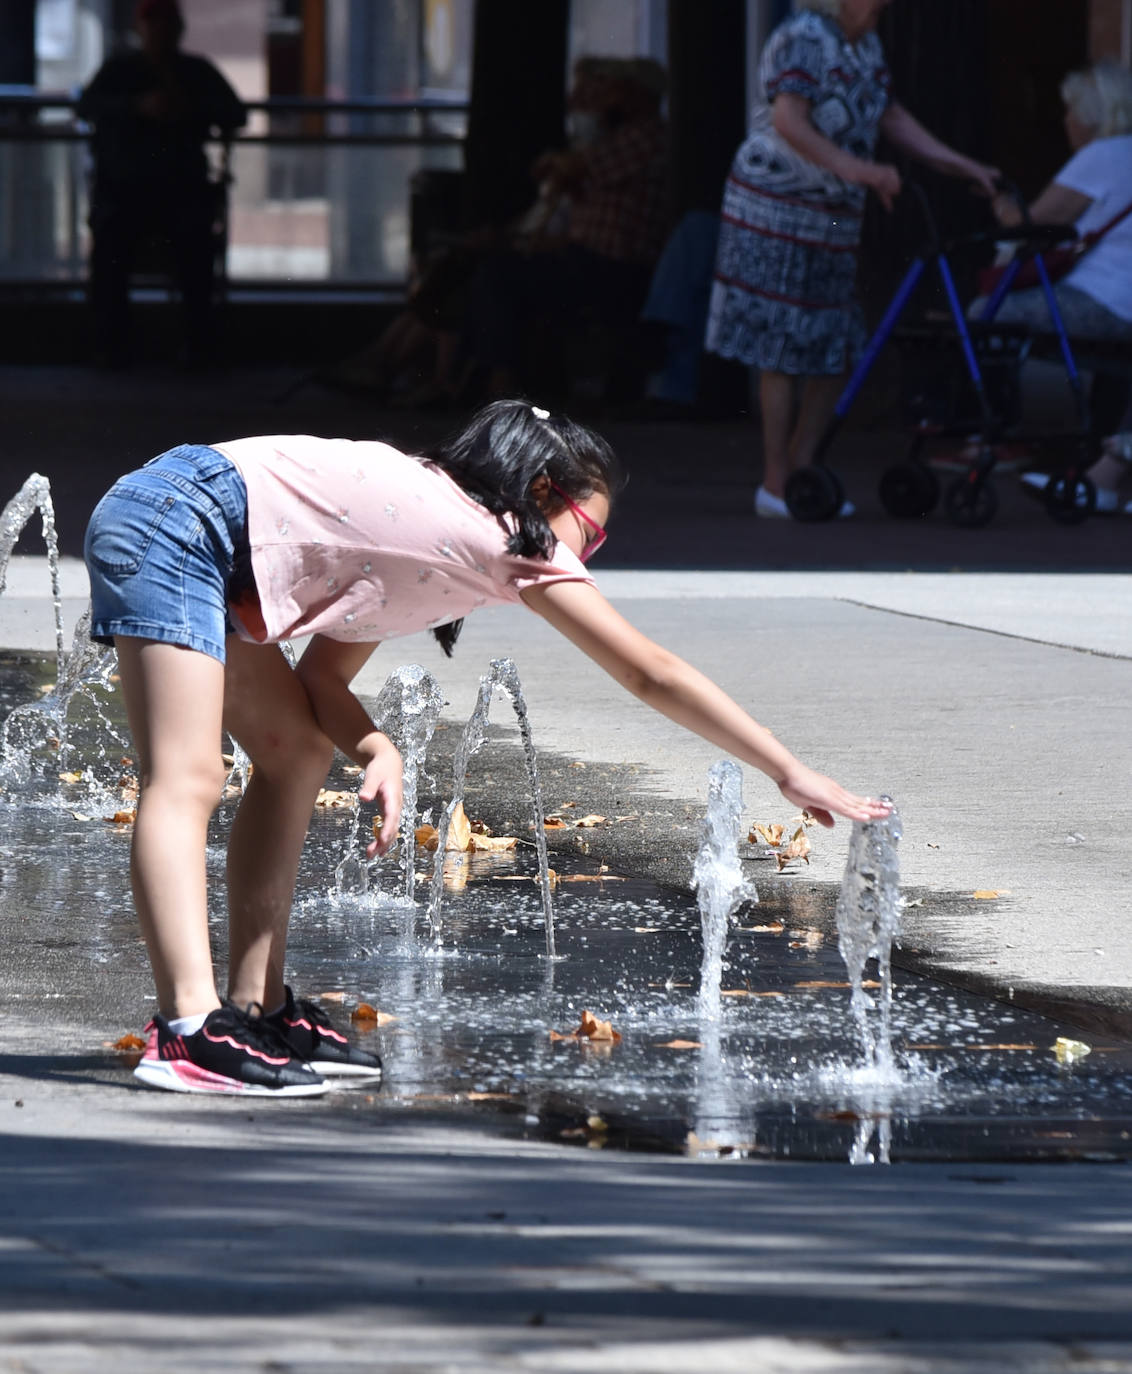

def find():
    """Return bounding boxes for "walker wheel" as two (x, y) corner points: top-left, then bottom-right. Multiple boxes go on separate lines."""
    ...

(785, 467), (843, 522)
(944, 474), (998, 528)
(1044, 472), (1095, 526)
(879, 463), (940, 519)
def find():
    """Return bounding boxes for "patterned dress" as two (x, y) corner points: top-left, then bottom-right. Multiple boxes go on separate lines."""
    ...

(704, 10), (891, 376)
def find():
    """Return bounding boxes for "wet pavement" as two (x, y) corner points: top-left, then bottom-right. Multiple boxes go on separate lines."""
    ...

(3, 652), (1132, 1173)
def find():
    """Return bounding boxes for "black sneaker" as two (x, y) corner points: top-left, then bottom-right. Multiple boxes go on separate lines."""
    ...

(265, 986), (383, 1079)
(133, 1003), (329, 1097)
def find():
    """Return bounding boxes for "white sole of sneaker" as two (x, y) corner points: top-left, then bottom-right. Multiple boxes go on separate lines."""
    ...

(309, 1061), (383, 1079)
(133, 1058), (329, 1097)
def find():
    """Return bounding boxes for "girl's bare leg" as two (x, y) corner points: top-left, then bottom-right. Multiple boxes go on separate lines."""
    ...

(114, 638), (228, 1020)
(221, 638), (335, 1013)
(758, 370), (796, 497)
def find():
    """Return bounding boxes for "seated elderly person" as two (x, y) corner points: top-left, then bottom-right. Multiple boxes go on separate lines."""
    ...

(979, 61), (1132, 443)
(462, 57), (670, 400)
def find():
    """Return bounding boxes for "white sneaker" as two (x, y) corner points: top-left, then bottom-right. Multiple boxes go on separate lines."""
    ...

(1021, 470), (1120, 512)
(755, 485), (856, 519)
(754, 485), (791, 518)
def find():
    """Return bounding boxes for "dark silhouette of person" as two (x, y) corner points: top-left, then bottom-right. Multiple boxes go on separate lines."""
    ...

(77, 0), (246, 368)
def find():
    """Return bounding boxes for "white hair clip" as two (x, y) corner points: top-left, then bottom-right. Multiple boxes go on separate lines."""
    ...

(531, 405), (550, 420)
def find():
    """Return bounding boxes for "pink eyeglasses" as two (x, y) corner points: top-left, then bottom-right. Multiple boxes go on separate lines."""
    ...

(549, 480), (606, 562)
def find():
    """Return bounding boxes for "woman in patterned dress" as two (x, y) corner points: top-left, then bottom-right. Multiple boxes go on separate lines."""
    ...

(705, 0), (998, 518)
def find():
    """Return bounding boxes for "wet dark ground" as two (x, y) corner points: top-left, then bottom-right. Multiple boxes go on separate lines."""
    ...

(2, 650), (1132, 1167)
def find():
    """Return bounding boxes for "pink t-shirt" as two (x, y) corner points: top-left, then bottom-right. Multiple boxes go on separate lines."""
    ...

(212, 435), (594, 644)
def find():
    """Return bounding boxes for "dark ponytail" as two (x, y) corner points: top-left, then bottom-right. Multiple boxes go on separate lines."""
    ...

(424, 399), (624, 656)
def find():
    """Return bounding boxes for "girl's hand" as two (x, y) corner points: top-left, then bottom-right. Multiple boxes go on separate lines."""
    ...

(358, 733), (403, 858)
(777, 766), (893, 830)
(863, 162), (902, 212)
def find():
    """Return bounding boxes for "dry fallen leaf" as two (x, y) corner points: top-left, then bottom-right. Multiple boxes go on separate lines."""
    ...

(315, 788), (356, 809)
(775, 828), (812, 871)
(575, 814), (606, 828)
(468, 832), (518, 852)
(750, 822), (784, 847)
(973, 889), (1009, 899)
(655, 1039), (702, 1050)
(415, 824), (439, 851)
(105, 810), (136, 825)
(318, 991), (347, 1003)
(744, 922), (785, 934)
(1054, 1036), (1091, 1064)
(550, 1008), (622, 1044)
(58, 770), (82, 784)
(349, 1003), (397, 1027)
(796, 979), (881, 990)
(113, 1033), (146, 1051)
(543, 816), (568, 830)
(70, 812), (92, 822)
(447, 801), (471, 852)
(557, 801), (578, 810)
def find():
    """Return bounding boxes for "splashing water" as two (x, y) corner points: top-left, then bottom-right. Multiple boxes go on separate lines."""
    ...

(427, 657), (557, 958)
(835, 797), (903, 1077)
(370, 664), (444, 901)
(0, 474), (65, 684)
(0, 605), (121, 803)
(692, 760), (756, 1025)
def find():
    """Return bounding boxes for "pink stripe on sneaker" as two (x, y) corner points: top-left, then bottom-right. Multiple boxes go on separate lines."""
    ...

(202, 1028), (290, 1066)
(170, 1061), (246, 1092)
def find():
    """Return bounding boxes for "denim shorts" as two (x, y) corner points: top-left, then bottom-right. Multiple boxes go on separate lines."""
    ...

(84, 444), (249, 664)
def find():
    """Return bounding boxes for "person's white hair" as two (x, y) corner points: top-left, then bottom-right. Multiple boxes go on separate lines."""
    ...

(793, 0), (843, 16)
(1061, 61), (1132, 138)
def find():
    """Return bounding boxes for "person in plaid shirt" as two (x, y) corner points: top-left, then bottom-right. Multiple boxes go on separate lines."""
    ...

(463, 59), (670, 399)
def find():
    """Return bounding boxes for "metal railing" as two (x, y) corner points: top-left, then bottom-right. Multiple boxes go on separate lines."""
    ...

(0, 90), (468, 292)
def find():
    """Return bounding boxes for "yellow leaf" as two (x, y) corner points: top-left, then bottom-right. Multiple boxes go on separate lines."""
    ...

(1054, 1036), (1091, 1064)
(468, 832), (518, 852)
(750, 822), (784, 847)
(446, 801), (472, 852)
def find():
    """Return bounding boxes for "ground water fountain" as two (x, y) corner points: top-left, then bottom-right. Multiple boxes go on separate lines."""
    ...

(425, 656), (558, 959)
(2, 473), (1132, 1161)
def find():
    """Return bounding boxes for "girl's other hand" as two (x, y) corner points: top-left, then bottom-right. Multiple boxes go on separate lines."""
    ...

(359, 733), (403, 857)
(777, 766), (893, 829)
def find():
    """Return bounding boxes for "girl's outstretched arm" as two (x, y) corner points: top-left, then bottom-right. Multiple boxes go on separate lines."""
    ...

(294, 635), (402, 856)
(520, 580), (889, 827)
